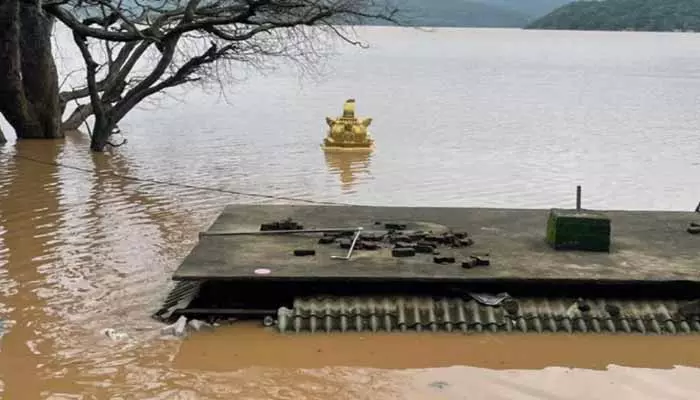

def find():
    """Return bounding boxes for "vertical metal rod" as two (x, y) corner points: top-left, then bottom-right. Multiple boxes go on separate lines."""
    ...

(346, 228), (362, 257)
(576, 185), (582, 211)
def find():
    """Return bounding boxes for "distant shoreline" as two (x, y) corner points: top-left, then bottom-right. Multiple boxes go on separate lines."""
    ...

(339, 24), (699, 34)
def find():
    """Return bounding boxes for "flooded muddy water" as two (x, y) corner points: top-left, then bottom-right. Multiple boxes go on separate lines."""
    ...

(2, 26), (700, 399)
(2, 136), (699, 400)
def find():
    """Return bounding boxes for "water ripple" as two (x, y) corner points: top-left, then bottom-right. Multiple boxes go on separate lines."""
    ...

(1, 26), (700, 399)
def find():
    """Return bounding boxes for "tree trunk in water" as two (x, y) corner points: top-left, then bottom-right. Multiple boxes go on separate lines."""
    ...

(0, 0), (62, 140)
(90, 115), (115, 152)
(72, 30), (116, 152)
(19, 1), (61, 138)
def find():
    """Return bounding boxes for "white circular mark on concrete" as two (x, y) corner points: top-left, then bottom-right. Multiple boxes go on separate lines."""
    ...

(254, 268), (272, 275)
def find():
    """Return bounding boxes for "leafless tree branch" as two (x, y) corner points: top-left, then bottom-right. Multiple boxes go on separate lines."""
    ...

(46, 0), (403, 151)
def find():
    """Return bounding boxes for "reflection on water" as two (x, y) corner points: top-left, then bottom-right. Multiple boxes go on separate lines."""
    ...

(323, 150), (373, 191)
(0, 141), (62, 400)
(0, 137), (218, 398)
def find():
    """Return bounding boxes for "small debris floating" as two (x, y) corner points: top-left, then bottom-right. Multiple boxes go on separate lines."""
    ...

(100, 328), (129, 341)
(161, 315), (215, 338)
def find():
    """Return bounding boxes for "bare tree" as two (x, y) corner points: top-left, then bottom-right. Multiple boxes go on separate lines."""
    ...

(44, 0), (400, 152)
(0, 0), (62, 140)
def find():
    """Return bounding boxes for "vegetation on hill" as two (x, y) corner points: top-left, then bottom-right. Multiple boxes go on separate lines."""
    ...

(480, 0), (574, 18)
(364, 0), (573, 28)
(386, 0), (529, 27)
(527, 0), (700, 31)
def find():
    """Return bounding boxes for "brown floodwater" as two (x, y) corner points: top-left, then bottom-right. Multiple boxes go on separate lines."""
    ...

(1, 138), (700, 399)
(3, 25), (700, 399)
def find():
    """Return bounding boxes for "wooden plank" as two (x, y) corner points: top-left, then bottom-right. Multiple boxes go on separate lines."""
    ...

(173, 205), (700, 284)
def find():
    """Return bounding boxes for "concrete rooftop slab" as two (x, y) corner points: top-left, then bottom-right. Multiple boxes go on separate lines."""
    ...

(173, 205), (699, 284)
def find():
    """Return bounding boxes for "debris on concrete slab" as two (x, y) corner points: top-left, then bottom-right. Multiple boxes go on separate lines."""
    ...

(318, 236), (335, 244)
(471, 254), (490, 266)
(423, 234), (442, 243)
(687, 222), (700, 234)
(260, 218), (303, 231)
(408, 231), (427, 241)
(392, 248), (415, 257)
(394, 241), (415, 249)
(457, 238), (474, 247)
(360, 233), (384, 241)
(462, 253), (490, 269)
(433, 256), (455, 264)
(358, 241), (380, 250)
(312, 223), (476, 260)
(415, 243), (434, 253)
(389, 234), (412, 244)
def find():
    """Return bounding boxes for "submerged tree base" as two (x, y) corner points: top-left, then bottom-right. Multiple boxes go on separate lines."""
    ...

(0, 0), (62, 141)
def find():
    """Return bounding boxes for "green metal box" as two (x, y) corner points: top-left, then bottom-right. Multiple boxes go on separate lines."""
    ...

(546, 209), (611, 252)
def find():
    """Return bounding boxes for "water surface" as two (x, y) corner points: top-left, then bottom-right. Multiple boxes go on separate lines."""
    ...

(1, 27), (700, 399)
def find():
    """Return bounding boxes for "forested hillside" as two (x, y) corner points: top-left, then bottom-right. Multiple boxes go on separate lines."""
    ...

(527, 0), (700, 31)
(363, 0), (574, 28)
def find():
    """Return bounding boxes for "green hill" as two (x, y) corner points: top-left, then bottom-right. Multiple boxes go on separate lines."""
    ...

(527, 0), (700, 31)
(362, 0), (574, 28)
(479, 0), (574, 18)
(392, 0), (530, 27)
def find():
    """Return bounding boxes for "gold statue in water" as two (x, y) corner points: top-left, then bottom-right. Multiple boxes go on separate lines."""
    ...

(322, 99), (374, 151)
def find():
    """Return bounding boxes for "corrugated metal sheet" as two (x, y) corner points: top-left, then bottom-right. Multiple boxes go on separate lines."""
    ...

(152, 280), (202, 321)
(277, 296), (700, 334)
